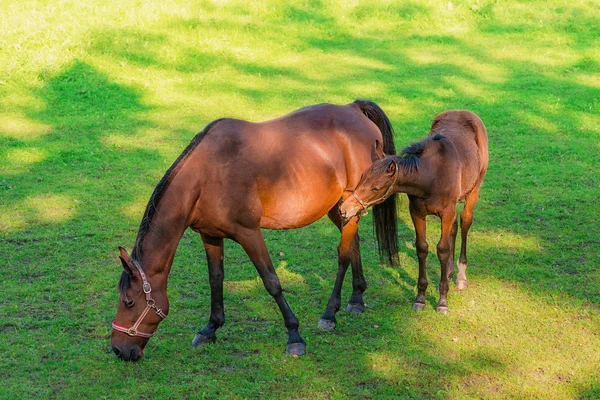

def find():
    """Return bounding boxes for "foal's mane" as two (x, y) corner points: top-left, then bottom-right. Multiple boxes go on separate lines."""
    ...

(119, 119), (224, 293)
(396, 132), (445, 172)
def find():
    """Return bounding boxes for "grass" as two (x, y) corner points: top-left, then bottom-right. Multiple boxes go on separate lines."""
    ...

(1, 0), (599, 398)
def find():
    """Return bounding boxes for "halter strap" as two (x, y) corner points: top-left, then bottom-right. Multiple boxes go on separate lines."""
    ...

(352, 162), (398, 213)
(112, 262), (166, 338)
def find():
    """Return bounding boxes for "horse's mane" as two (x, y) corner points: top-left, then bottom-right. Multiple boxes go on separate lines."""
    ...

(118, 118), (224, 294)
(396, 133), (445, 172)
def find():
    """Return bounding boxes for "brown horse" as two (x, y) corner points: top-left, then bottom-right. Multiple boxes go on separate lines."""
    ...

(110, 100), (399, 361)
(340, 110), (488, 313)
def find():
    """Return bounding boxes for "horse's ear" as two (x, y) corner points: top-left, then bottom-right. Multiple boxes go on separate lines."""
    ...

(371, 140), (386, 162)
(386, 161), (397, 176)
(119, 247), (134, 277)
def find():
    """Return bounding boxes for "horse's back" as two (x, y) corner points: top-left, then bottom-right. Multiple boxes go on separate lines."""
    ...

(188, 103), (382, 231)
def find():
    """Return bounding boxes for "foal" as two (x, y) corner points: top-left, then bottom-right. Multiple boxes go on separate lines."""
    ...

(340, 110), (488, 312)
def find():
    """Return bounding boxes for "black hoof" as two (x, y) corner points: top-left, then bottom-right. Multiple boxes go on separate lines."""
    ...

(191, 333), (216, 347)
(286, 342), (306, 356)
(317, 318), (336, 331)
(436, 305), (449, 314)
(346, 303), (365, 314)
(412, 302), (425, 311)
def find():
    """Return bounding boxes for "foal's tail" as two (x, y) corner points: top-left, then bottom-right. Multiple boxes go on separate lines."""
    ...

(354, 100), (399, 265)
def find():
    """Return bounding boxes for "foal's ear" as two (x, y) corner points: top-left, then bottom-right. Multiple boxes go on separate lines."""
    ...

(386, 160), (397, 176)
(118, 246), (135, 277)
(371, 140), (386, 162)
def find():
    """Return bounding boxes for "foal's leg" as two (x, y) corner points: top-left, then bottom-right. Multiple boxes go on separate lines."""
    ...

(192, 234), (225, 347)
(457, 187), (480, 290)
(436, 209), (458, 314)
(410, 203), (429, 311)
(319, 213), (362, 330)
(235, 228), (306, 356)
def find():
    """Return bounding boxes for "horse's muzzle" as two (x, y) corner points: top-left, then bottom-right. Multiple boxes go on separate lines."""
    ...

(113, 344), (144, 362)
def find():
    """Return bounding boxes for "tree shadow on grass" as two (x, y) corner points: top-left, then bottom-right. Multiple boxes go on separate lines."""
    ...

(0, 60), (166, 384)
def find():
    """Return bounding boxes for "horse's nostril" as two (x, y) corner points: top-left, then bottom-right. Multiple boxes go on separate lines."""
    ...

(113, 347), (122, 357)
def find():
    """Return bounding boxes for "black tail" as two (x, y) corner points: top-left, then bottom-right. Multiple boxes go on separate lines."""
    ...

(354, 100), (399, 265)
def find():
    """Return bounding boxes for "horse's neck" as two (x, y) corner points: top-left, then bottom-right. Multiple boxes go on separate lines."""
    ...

(137, 177), (197, 279)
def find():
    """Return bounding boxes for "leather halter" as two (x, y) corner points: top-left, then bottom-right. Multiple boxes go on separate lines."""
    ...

(111, 262), (167, 338)
(351, 162), (398, 214)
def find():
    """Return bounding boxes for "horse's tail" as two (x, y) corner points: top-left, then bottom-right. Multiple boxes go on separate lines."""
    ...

(354, 100), (399, 265)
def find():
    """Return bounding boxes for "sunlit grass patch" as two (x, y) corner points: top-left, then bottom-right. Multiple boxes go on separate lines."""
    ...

(5, 148), (47, 167)
(0, 113), (52, 140)
(25, 193), (78, 223)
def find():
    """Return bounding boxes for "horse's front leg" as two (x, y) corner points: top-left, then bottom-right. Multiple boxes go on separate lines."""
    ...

(235, 227), (306, 356)
(319, 213), (361, 330)
(192, 234), (225, 347)
(436, 209), (458, 314)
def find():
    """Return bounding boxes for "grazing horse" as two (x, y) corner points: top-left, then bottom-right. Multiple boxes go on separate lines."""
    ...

(340, 110), (488, 313)
(110, 100), (399, 361)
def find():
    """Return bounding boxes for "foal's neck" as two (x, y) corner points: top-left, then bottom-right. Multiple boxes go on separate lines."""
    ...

(394, 166), (430, 198)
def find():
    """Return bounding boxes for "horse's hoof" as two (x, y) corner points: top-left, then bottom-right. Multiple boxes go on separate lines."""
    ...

(191, 333), (216, 347)
(436, 305), (449, 314)
(457, 280), (467, 290)
(286, 342), (306, 356)
(412, 302), (425, 311)
(318, 318), (336, 331)
(346, 303), (365, 314)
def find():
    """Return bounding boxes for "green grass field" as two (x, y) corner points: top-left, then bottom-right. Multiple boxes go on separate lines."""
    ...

(1, 0), (599, 398)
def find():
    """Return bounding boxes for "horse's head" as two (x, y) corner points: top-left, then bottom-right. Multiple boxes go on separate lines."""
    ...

(111, 247), (168, 361)
(340, 141), (398, 223)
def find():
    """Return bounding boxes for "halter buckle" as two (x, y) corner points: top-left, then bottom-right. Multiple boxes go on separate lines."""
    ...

(142, 282), (151, 293)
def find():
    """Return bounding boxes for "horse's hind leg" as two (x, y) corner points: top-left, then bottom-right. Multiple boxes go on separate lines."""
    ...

(319, 213), (362, 330)
(192, 234), (225, 347)
(346, 231), (367, 315)
(235, 228), (306, 356)
(457, 187), (480, 290)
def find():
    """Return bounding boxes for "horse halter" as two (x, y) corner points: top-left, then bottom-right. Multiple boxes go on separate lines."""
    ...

(351, 162), (398, 215)
(111, 262), (167, 338)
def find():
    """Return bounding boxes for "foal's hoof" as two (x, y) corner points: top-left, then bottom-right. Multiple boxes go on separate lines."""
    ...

(191, 333), (216, 347)
(412, 302), (425, 311)
(457, 280), (467, 290)
(346, 303), (365, 315)
(318, 318), (336, 331)
(436, 305), (449, 314)
(286, 342), (306, 356)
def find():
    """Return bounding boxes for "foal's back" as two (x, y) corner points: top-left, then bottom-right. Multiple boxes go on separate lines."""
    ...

(429, 110), (488, 200)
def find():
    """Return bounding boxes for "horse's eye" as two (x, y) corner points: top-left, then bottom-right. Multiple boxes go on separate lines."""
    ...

(123, 299), (134, 308)
(371, 187), (380, 192)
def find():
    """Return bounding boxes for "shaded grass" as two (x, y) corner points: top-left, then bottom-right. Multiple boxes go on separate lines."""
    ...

(1, 0), (600, 398)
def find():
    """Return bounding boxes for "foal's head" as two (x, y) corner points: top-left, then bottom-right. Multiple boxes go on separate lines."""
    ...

(111, 247), (168, 361)
(340, 141), (398, 222)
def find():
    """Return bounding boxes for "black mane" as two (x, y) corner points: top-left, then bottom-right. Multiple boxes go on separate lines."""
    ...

(397, 133), (445, 172)
(118, 118), (224, 295)
(130, 119), (225, 263)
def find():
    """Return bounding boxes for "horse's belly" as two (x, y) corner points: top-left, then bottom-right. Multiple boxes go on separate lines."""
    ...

(259, 186), (342, 230)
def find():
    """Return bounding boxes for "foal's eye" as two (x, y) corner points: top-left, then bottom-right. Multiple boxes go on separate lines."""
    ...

(371, 187), (380, 192)
(123, 299), (134, 308)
